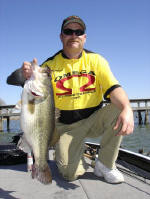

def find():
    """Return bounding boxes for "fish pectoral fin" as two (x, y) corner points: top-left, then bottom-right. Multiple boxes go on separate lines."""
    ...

(15, 100), (22, 110)
(55, 108), (60, 120)
(49, 128), (60, 147)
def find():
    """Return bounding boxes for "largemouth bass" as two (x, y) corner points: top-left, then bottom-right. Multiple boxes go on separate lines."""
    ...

(20, 62), (55, 184)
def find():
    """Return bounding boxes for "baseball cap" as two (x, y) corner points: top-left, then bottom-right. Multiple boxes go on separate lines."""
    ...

(61, 15), (86, 32)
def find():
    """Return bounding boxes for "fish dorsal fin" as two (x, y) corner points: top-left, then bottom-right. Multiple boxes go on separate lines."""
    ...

(15, 100), (22, 110)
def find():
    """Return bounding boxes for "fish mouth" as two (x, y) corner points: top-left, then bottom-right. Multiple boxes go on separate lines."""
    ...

(31, 91), (41, 97)
(30, 89), (44, 98)
(27, 80), (44, 98)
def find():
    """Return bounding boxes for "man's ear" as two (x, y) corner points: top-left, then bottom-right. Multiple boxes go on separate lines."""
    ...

(83, 34), (87, 44)
(60, 33), (63, 42)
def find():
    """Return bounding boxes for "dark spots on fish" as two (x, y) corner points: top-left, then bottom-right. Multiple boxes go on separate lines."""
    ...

(28, 100), (35, 114)
(32, 163), (52, 184)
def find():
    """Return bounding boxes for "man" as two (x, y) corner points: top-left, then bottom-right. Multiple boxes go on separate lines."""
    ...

(7, 15), (134, 183)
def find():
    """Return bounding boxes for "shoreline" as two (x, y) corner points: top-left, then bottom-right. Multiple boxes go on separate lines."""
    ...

(2, 116), (20, 121)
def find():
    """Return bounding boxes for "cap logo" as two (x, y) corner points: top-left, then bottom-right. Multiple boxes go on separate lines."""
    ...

(66, 16), (80, 20)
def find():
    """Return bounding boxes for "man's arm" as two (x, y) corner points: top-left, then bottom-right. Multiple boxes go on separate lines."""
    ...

(7, 58), (37, 86)
(7, 68), (26, 87)
(110, 87), (134, 136)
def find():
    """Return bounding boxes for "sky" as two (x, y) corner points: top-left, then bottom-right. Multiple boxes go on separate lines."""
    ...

(0, 0), (150, 105)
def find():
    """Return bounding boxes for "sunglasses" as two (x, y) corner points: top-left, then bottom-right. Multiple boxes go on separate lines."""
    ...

(63, 29), (85, 36)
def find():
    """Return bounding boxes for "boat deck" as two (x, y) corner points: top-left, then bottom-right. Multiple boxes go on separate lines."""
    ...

(0, 150), (150, 199)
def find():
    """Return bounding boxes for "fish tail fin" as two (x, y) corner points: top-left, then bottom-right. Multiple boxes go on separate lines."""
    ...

(32, 163), (52, 184)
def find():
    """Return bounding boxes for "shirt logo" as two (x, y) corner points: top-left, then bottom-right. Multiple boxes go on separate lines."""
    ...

(54, 70), (96, 97)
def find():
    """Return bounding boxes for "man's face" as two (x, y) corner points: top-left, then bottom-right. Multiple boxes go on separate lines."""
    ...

(60, 23), (86, 53)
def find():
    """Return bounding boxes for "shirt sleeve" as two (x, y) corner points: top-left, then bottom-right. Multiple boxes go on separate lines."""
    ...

(97, 55), (121, 100)
(7, 68), (26, 87)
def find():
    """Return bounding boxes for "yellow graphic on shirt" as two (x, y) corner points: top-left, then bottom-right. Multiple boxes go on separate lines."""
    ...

(41, 50), (119, 110)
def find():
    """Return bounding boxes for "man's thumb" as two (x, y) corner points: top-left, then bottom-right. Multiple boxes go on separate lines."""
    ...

(33, 58), (38, 64)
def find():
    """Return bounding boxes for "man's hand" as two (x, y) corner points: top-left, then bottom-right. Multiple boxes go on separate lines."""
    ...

(114, 105), (134, 136)
(22, 58), (37, 79)
(110, 87), (134, 136)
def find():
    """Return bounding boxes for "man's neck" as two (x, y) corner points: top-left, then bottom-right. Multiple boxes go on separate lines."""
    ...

(62, 49), (83, 59)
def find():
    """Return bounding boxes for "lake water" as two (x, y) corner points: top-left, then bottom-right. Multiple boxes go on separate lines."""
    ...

(0, 116), (150, 155)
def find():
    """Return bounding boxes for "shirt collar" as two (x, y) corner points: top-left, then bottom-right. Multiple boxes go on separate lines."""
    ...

(61, 50), (83, 59)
